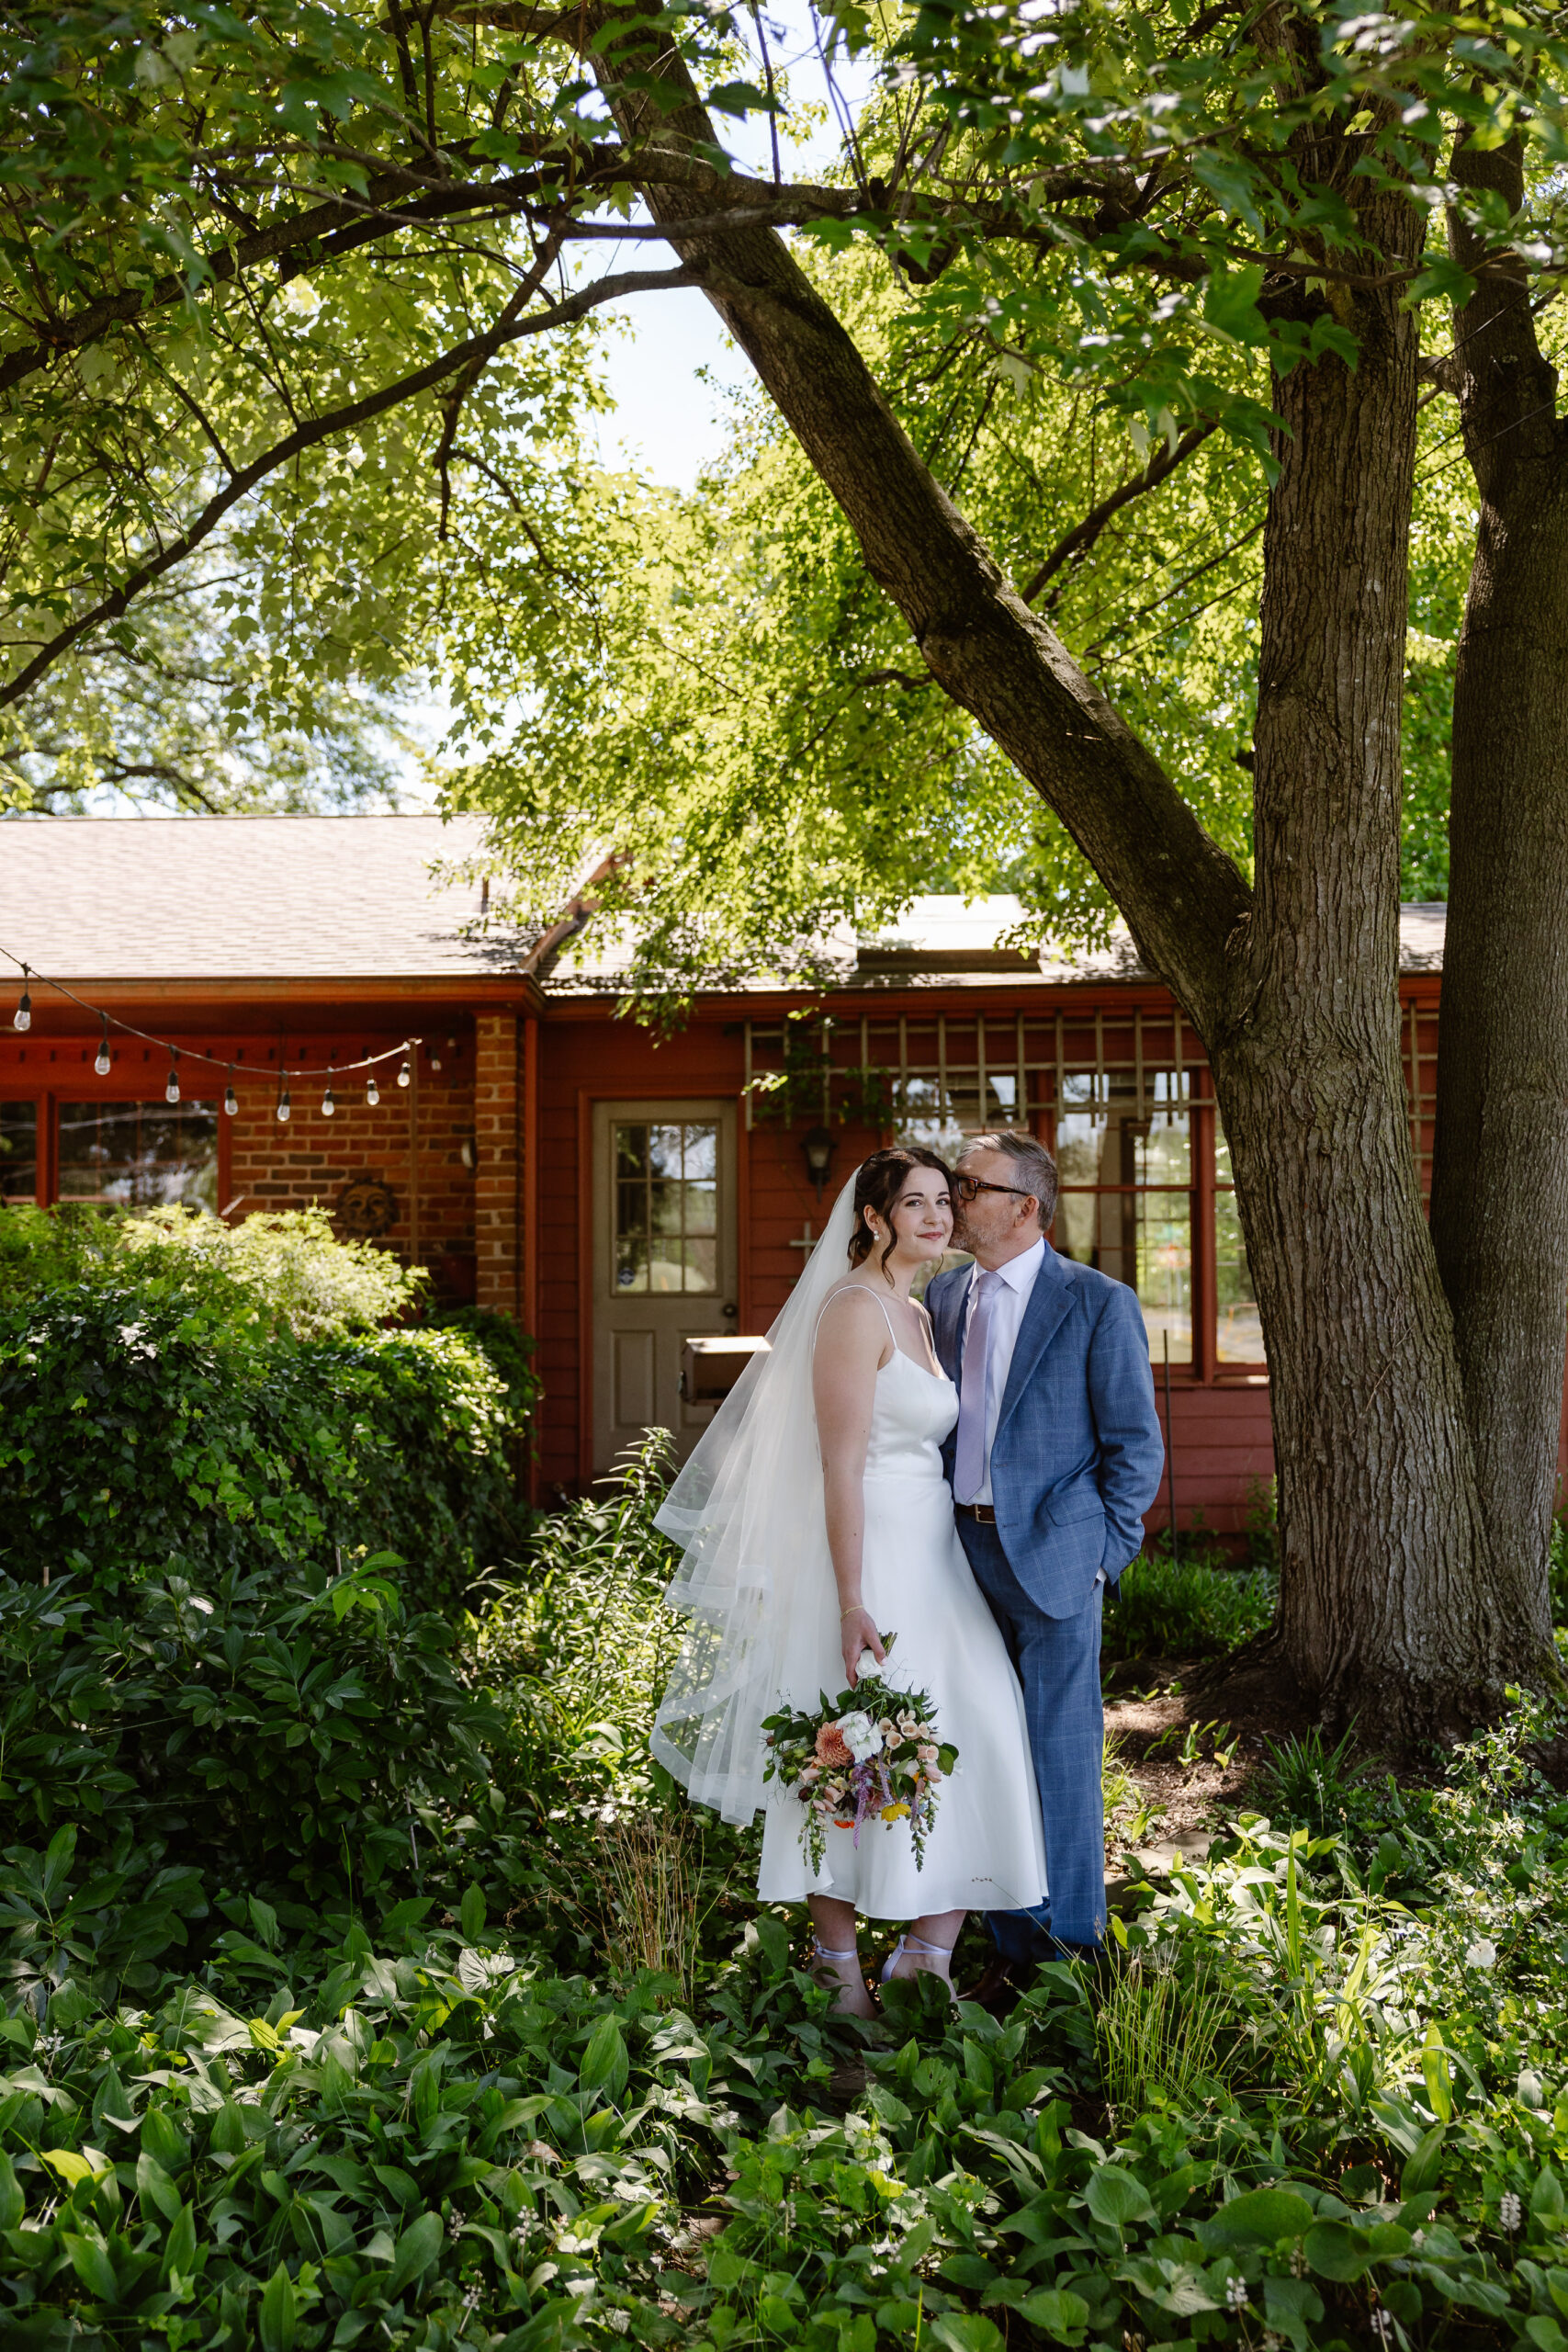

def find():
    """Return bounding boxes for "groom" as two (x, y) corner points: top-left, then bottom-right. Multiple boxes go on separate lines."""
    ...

(926, 1130), (1165, 1988)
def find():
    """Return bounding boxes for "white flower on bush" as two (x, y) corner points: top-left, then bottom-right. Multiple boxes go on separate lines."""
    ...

(834, 1709), (884, 1763)
(1499, 2190), (1523, 2232)
(1465, 1938), (1496, 1970)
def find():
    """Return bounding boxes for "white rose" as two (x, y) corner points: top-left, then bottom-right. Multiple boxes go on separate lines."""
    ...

(834, 1709), (884, 1763)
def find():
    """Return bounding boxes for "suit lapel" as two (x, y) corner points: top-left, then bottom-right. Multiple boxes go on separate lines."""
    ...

(931, 1264), (969, 1385)
(996, 1250), (1074, 1434)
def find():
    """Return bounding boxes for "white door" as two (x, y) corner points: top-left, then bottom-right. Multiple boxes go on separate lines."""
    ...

(592, 1100), (739, 1474)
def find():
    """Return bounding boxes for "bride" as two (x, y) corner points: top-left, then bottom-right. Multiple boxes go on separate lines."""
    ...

(652, 1148), (1046, 2017)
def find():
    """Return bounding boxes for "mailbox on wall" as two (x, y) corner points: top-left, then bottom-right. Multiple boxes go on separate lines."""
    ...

(679, 1334), (771, 1405)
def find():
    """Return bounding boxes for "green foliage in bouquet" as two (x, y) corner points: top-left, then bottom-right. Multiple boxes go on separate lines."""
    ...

(761, 1637), (958, 1875)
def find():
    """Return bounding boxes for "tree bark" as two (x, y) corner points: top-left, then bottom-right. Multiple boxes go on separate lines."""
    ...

(593, 19), (1557, 1727)
(1427, 139), (1568, 1657)
(1212, 237), (1546, 1727)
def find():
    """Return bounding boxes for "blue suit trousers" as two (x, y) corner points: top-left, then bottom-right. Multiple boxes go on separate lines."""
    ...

(956, 1516), (1106, 1954)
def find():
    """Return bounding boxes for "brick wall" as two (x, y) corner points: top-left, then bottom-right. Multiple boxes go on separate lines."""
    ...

(227, 1033), (479, 1303)
(473, 1011), (521, 1317)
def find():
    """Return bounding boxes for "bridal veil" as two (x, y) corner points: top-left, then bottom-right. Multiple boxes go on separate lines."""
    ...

(650, 1173), (859, 1825)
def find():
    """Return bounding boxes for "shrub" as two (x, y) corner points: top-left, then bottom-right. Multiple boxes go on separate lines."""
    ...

(468, 1430), (681, 1800)
(0, 1213), (527, 1606)
(0, 1555), (503, 1902)
(1104, 1543), (1275, 1659)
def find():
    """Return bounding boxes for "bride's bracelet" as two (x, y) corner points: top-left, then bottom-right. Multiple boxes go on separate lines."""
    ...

(840, 1604), (867, 1620)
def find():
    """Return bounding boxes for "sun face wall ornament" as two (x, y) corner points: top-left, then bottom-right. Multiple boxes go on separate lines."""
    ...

(336, 1175), (398, 1239)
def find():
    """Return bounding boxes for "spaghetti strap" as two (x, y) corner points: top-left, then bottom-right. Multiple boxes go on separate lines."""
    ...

(815, 1283), (901, 1347)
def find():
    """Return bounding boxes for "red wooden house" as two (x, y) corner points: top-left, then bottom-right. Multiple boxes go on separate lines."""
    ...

(0, 814), (1451, 1535)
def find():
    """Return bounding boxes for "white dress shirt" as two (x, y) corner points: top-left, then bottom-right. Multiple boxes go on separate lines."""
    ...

(958, 1237), (1046, 1505)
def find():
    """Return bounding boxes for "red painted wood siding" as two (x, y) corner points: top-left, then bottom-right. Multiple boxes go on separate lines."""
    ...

(532, 1009), (1287, 1530)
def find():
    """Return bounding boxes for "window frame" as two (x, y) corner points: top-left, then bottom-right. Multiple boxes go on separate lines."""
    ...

(0, 1087), (231, 1218)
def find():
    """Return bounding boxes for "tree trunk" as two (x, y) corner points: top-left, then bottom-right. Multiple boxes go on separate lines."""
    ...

(591, 16), (1556, 1729)
(1211, 235), (1545, 1731)
(1428, 138), (1568, 1655)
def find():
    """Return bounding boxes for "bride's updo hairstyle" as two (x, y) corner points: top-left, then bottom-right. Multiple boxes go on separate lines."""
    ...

(848, 1147), (953, 1276)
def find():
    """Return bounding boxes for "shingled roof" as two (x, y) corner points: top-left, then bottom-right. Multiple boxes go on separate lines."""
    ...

(0, 813), (525, 982)
(0, 815), (1450, 988)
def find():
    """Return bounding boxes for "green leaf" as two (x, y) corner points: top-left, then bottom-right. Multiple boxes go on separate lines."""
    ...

(1303, 2220), (1371, 2282)
(259, 2259), (298, 2352)
(387, 2209), (444, 2296)
(1016, 2287), (1090, 2344)
(62, 2228), (119, 2302)
(1420, 2027), (1452, 2124)
(0, 2151), (23, 2232)
(1201, 264), (1269, 347)
(39, 2147), (98, 2189)
(163, 2199), (197, 2285)
(459, 1883), (487, 1942)
(1198, 2188), (1316, 2250)
(1084, 2164), (1155, 2229)
(137, 2151), (183, 2221)
(579, 2013), (629, 2102)
(1401, 2124), (1447, 2197)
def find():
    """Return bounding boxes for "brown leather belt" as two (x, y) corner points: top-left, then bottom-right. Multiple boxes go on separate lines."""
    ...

(955, 1502), (998, 1525)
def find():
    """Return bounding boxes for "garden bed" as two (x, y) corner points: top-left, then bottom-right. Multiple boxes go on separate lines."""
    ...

(4, 1429), (1567, 2352)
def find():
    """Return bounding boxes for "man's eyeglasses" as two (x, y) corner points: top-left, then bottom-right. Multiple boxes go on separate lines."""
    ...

(953, 1174), (1035, 1204)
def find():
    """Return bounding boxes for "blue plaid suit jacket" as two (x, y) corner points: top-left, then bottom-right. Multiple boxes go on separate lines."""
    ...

(927, 1245), (1165, 1620)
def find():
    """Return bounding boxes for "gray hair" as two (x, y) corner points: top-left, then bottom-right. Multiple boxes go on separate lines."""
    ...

(959, 1129), (1058, 1227)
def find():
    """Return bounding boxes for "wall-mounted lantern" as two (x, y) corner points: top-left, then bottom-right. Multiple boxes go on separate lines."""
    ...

(801, 1124), (836, 1201)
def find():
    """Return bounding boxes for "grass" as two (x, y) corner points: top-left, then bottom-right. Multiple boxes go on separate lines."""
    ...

(1095, 1942), (1235, 2123)
(1104, 1542), (1276, 1660)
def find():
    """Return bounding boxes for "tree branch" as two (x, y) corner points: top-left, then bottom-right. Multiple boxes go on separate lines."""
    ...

(1021, 422), (1219, 610)
(586, 6), (1251, 1027)
(0, 263), (701, 712)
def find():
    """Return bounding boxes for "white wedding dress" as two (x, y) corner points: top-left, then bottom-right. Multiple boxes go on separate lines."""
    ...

(756, 1301), (1048, 1919)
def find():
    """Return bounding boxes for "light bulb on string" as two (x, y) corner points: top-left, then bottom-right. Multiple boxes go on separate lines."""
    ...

(13, 967), (31, 1034)
(321, 1076), (336, 1117)
(366, 1074), (380, 1108)
(95, 1016), (112, 1078)
(276, 1075), (291, 1124)
(223, 1069), (238, 1118)
(164, 1055), (181, 1105)
(397, 1055), (411, 1089)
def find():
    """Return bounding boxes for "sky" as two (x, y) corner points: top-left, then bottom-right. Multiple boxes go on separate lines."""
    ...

(586, 2), (875, 489)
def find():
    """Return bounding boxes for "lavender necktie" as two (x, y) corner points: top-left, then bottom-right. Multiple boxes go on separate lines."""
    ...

(954, 1268), (1002, 1504)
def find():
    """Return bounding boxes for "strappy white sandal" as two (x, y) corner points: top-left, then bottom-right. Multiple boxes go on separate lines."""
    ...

(811, 1939), (877, 2018)
(881, 1934), (958, 1992)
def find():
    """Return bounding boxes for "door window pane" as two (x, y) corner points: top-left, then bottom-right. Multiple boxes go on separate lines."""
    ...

(0, 1102), (38, 1200)
(1055, 1185), (1191, 1363)
(1215, 1190), (1266, 1363)
(58, 1101), (220, 1212)
(613, 1121), (719, 1294)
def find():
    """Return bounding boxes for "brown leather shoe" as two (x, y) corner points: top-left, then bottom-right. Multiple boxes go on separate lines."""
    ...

(957, 1955), (1032, 2017)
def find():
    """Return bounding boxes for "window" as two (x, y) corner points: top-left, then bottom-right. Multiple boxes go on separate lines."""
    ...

(1214, 1123), (1265, 1363)
(57, 1100), (220, 1213)
(613, 1121), (718, 1294)
(0, 1102), (38, 1201)
(1054, 1070), (1191, 1363)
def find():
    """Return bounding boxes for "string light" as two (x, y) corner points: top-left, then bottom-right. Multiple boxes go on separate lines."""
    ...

(321, 1078), (336, 1117)
(223, 1069), (238, 1117)
(276, 1076), (291, 1124)
(1, 941), (420, 1094)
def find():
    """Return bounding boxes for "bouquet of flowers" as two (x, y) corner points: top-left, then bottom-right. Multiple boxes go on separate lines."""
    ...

(761, 1636), (958, 1873)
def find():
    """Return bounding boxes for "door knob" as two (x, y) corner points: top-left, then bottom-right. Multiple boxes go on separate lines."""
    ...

(721, 1301), (738, 1320)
